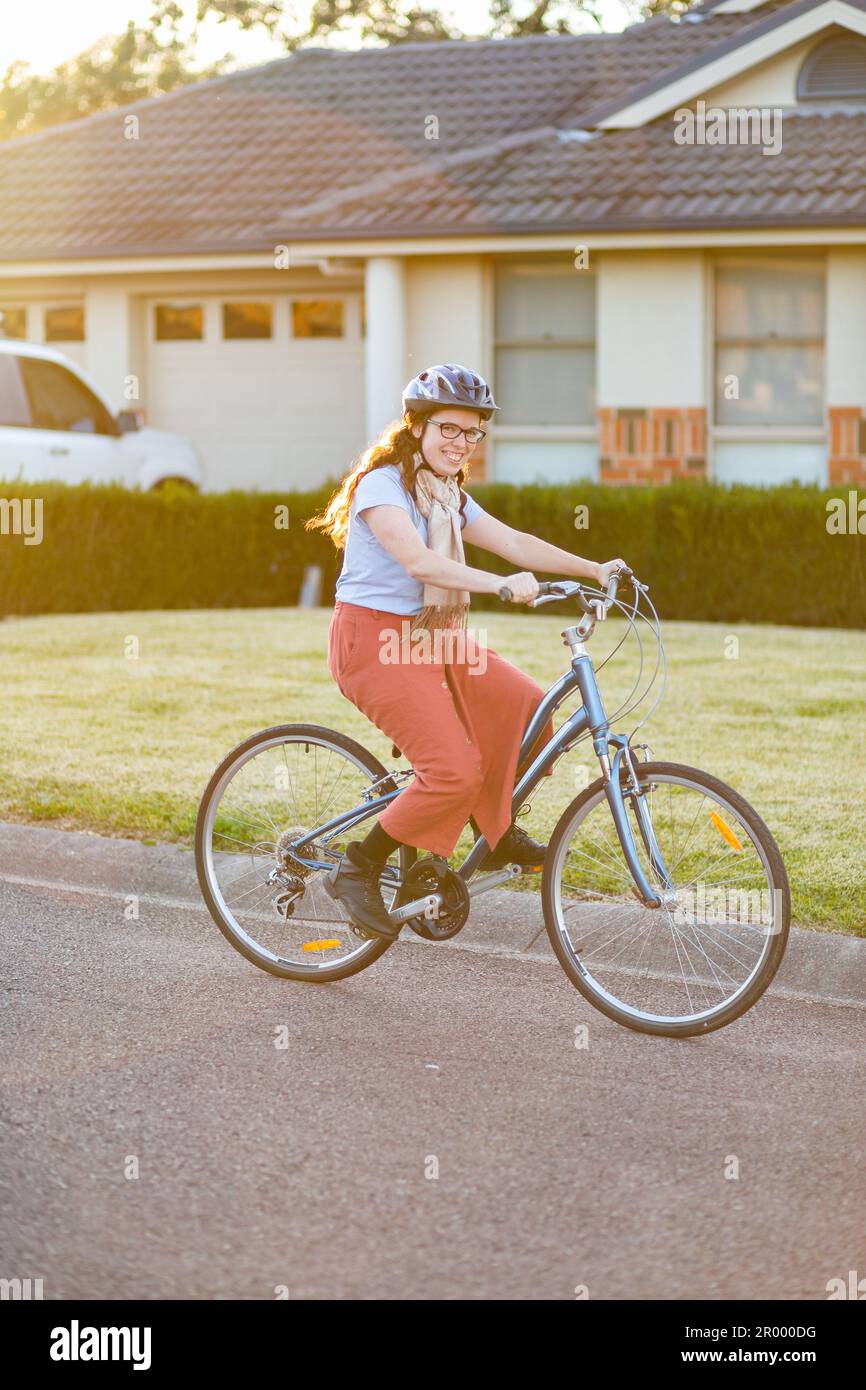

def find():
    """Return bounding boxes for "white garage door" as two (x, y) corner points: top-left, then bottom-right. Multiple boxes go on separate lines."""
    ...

(146, 294), (365, 491)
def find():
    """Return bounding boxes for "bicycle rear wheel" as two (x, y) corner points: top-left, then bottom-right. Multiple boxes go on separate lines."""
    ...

(542, 761), (790, 1037)
(195, 723), (416, 981)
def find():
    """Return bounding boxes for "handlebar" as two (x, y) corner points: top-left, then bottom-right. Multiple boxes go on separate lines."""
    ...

(497, 565), (638, 617)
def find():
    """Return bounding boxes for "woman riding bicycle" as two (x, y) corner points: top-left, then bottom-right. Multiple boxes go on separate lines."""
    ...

(306, 363), (627, 941)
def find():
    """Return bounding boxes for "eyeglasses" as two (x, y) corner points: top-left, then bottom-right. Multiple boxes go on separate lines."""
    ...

(427, 419), (486, 445)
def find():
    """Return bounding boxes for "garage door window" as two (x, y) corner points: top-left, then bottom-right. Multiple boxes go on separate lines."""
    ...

(20, 358), (115, 434)
(0, 307), (27, 339)
(45, 306), (85, 342)
(223, 302), (272, 339)
(292, 301), (343, 338)
(155, 305), (204, 340)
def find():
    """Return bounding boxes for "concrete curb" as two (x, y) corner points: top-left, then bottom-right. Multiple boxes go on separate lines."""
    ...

(0, 821), (863, 1008)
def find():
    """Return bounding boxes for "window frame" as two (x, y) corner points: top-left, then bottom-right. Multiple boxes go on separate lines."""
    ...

(221, 299), (275, 341)
(44, 304), (86, 343)
(0, 306), (28, 340)
(290, 298), (346, 340)
(154, 303), (206, 342)
(708, 253), (827, 443)
(486, 255), (598, 481)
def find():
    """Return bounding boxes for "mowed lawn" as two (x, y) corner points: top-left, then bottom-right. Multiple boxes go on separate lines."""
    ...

(0, 607), (863, 934)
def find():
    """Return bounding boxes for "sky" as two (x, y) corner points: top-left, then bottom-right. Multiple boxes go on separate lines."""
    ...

(0, 0), (636, 75)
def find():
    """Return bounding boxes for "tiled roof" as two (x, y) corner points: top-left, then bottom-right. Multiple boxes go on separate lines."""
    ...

(266, 108), (866, 235)
(0, 1), (855, 255)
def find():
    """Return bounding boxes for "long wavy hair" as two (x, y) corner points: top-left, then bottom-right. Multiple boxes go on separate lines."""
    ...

(306, 410), (478, 549)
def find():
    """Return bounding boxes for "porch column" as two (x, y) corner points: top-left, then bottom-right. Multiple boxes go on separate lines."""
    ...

(84, 285), (145, 413)
(365, 256), (407, 439)
(827, 248), (866, 485)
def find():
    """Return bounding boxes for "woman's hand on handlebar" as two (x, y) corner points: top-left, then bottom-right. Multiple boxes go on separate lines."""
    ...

(496, 572), (540, 604)
(596, 558), (630, 589)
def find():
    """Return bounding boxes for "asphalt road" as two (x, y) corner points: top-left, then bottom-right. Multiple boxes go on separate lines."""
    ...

(1, 827), (864, 1301)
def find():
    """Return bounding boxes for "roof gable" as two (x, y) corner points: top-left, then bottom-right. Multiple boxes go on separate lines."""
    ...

(591, 0), (866, 126)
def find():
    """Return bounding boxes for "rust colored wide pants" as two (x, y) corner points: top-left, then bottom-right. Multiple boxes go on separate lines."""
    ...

(327, 600), (555, 858)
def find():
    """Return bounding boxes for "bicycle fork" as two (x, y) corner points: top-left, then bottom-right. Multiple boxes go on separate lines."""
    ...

(573, 651), (675, 912)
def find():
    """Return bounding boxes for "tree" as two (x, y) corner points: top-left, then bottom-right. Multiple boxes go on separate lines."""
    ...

(0, 0), (686, 140)
(0, 2), (231, 140)
(211, 0), (644, 47)
(203, 0), (688, 46)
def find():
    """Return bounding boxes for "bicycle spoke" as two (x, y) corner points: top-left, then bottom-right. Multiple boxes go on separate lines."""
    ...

(663, 792), (710, 879)
(549, 770), (783, 1030)
(199, 733), (410, 973)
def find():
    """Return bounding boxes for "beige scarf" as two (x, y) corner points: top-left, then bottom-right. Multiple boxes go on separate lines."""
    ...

(410, 451), (470, 635)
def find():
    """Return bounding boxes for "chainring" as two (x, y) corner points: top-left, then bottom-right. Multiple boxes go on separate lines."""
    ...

(394, 856), (471, 941)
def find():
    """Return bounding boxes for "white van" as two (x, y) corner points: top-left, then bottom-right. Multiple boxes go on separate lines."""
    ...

(0, 338), (202, 489)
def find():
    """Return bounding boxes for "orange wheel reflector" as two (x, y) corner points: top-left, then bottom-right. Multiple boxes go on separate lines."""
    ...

(710, 811), (743, 851)
(302, 938), (343, 952)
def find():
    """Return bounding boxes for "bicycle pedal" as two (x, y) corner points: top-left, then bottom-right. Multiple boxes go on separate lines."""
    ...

(349, 922), (380, 942)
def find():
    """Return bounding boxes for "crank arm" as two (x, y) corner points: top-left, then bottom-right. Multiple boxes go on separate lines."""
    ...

(466, 864), (523, 896)
(388, 892), (442, 925)
(387, 864), (522, 925)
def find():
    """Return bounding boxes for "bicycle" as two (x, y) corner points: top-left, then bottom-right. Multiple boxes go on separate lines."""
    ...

(195, 568), (790, 1037)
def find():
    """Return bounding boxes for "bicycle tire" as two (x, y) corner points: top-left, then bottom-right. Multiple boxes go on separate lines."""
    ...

(542, 761), (791, 1038)
(195, 723), (416, 982)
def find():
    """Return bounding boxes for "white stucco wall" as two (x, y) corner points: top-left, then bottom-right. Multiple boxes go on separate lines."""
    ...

(597, 251), (706, 407)
(406, 255), (485, 380)
(700, 34), (821, 107)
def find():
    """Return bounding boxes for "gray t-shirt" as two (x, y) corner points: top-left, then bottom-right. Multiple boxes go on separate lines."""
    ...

(334, 463), (487, 614)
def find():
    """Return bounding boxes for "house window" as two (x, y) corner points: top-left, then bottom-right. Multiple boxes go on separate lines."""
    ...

(155, 304), (204, 340)
(493, 262), (595, 426)
(292, 300), (344, 338)
(223, 302), (272, 339)
(714, 262), (825, 427)
(0, 307), (26, 339)
(45, 306), (85, 342)
(798, 36), (866, 100)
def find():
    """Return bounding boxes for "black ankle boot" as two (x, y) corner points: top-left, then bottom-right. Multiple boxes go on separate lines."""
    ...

(479, 824), (547, 872)
(322, 842), (401, 940)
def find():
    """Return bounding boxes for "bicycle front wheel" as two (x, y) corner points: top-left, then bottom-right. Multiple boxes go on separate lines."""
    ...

(542, 761), (790, 1037)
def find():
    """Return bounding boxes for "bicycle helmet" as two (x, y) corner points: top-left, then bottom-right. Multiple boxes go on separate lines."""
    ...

(402, 364), (498, 419)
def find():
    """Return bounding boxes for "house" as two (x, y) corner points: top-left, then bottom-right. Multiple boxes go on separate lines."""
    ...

(2, 0), (866, 490)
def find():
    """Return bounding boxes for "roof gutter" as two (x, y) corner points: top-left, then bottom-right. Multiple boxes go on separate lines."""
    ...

(6, 229), (866, 277)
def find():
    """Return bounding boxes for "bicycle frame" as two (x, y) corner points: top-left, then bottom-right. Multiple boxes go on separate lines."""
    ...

(289, 624), (673, 910)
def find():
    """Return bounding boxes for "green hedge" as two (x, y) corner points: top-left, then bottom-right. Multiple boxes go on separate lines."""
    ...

(0, 478), (863, 627)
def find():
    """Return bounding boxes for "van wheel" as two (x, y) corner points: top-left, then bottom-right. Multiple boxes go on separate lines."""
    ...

(150, 476), (198, 493)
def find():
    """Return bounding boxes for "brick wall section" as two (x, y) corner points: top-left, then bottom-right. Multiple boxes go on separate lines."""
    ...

(466, 437), (487, 483)
(598, 407), (706, 484)
(828, 407), (866, 485)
